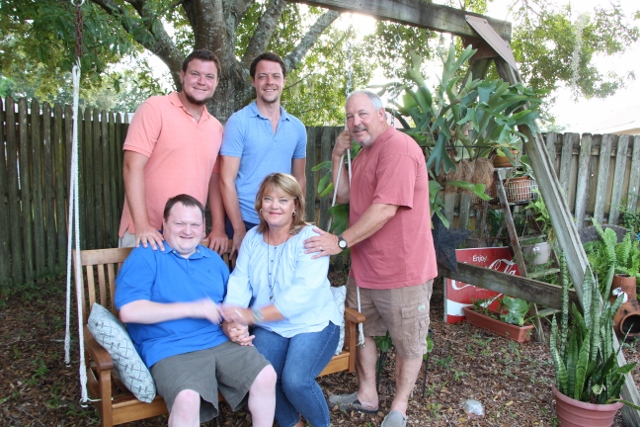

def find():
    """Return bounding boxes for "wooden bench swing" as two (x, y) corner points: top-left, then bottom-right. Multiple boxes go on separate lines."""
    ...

(73, 243), (365, 427)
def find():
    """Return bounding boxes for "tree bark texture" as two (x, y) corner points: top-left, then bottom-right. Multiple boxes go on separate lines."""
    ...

(91, 0), (339, 122)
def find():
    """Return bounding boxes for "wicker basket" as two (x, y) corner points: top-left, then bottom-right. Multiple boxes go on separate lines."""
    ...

(470, 182), (497, 205)
(505, 177), (536, 203)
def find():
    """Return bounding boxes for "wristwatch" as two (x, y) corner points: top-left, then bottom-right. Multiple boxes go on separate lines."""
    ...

(337, 234), (348, 250)
(251, 307), (264, 323)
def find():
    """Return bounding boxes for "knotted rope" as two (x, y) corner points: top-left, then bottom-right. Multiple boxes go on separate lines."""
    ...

(64, 0), (89, 405)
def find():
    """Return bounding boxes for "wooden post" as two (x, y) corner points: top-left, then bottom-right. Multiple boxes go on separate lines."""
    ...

(493, 56), (640, 426)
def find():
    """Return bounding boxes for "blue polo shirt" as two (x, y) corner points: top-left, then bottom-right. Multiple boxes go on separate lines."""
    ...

(221, 101), (307, 224)
(115, 244), (230, 368)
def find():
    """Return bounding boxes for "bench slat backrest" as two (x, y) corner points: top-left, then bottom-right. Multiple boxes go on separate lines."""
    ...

(73, 243), (235, 324)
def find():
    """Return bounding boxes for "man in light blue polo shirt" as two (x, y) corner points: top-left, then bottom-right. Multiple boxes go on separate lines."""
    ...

(220, 52), (307, 255)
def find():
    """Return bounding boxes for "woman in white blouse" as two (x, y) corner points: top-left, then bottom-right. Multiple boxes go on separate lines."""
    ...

(223, 173), (341, 427)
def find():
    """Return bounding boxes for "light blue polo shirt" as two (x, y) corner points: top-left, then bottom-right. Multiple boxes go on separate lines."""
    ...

(221, 101), (307, 224)
(115, 244), (230, 368)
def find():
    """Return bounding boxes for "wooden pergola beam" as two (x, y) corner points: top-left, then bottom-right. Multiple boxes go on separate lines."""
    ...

(440, 263), (579, 309)
(288, 0), (512, 41)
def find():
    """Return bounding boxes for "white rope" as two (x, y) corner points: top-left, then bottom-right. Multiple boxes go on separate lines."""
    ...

(64, 60), (88, 403)
(329, 148), (364, 348)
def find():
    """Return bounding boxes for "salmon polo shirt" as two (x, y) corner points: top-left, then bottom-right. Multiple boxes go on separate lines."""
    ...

(119, 92), (223, 237)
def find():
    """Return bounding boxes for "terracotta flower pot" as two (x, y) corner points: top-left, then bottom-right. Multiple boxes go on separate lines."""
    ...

(461, 306), (534, 343)
(611, 274), (640, 339)
(492, 149), (518, 168)
(553, 385), (622, 427)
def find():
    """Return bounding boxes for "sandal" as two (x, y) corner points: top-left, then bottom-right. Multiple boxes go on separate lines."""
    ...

(327, 392), (379, 414)
(381, 410), (408, 427)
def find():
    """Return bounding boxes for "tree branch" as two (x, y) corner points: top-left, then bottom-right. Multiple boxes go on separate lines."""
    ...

(92, 0), (183, 88)
(241, 0), (287, 68)
(284, 9), (339, 72)
(242, 0), (288, 65)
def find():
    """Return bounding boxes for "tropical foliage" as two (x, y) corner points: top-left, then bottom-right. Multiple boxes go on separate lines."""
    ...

(584, 221), (640, 297)
(471, 296), (532, 326)
(550, 256), (638, 405)
(380, 44), (544, 176)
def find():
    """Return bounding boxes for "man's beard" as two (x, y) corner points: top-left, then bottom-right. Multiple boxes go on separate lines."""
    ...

(184, 92), (213, 106)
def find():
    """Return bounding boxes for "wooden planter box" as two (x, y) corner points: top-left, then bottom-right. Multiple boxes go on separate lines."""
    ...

(462, 306), (535, 343)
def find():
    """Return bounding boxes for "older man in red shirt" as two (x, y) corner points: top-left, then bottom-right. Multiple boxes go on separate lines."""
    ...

(305, 90), (437, 427)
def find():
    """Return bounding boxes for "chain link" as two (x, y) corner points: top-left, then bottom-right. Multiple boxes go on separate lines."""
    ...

(345, 23), (354, 98)
(74, 2), (84, 60)
(389, 24), (403, 127)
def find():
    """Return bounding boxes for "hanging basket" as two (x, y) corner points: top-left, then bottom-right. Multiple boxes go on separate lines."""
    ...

(470, 182), (497, 206)
(505, 177), (536, 203)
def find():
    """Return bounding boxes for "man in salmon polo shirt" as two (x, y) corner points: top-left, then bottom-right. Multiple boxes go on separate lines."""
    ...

(304, 90), (437, 427)
(118, 49), (228, 254)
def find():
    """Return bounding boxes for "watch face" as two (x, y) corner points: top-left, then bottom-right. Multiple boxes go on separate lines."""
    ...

(339, 239), (347, 249)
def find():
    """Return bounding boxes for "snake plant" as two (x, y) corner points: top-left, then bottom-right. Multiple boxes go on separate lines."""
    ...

(550, 255), (637, 405)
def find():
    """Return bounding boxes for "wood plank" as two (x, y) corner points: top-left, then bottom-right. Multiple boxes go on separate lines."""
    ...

(627, 136), (640, 212)
(92, 109), (104, 248)
(54, 104), (68, 271)
(102, 112), (116, 248)
(5, 97), (24, 284)
(458, 192), (472, 229)
(439, 263), (579, 309)
(93, 109), (105, 248)
(31, 99), (46, 279)
(593, 134), (612, 225)
(319, 128), (333, 231)
(305, 127), (318, 223)
(64, 104), (73, 219)
(545, 132), (557, 172)
(443, 192), (456, 226)
(0, 98), (9, 289)
(558, 132), (576, 199)
(109, 113), (124, 247)
(18, 98), (35, 284)
(574, 133), (592, 229)
(609, 134), (629, 225)
(42, 102), (57, 274)
(83, 107), (94, 249)
(115, 113), (126, 209)
(288, 0), (512, 41)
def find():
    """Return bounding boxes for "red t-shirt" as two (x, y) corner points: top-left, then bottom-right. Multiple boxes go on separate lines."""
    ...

(350, 127), (437, 289)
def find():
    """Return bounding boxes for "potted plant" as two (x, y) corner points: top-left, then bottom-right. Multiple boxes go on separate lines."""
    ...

(504, 157), (536, 203)
(462, 295), (535, 343)
(550, 256), (640, 426)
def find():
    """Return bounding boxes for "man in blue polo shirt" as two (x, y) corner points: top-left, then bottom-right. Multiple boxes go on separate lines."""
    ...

(115, 194), (276, 426)
(220, 52), (307, 255)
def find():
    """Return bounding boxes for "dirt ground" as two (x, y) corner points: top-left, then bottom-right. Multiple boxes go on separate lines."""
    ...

(1, 275), (638, 426)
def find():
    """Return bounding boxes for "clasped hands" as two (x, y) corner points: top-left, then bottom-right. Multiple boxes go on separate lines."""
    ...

(191, 299), (254, 346)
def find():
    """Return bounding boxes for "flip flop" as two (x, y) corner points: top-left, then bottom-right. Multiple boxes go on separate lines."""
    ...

(327, 392), (379, 414)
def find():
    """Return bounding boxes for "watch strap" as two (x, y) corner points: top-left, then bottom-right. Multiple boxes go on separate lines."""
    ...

(251, 307), (264, 323)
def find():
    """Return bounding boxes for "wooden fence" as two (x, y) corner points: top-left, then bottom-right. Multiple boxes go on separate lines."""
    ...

(2, 95), (640, 292)
(1, 96), (127, 290)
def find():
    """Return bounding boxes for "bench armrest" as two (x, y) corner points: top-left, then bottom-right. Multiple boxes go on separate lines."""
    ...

(344, 307), (366, 324)
(84, 325), (115, 371)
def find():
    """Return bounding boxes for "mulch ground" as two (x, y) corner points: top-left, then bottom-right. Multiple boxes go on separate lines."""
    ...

(1, 275), (638, 426)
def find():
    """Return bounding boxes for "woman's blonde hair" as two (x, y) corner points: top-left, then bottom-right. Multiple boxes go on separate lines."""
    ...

(255, 173), (307, 235)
